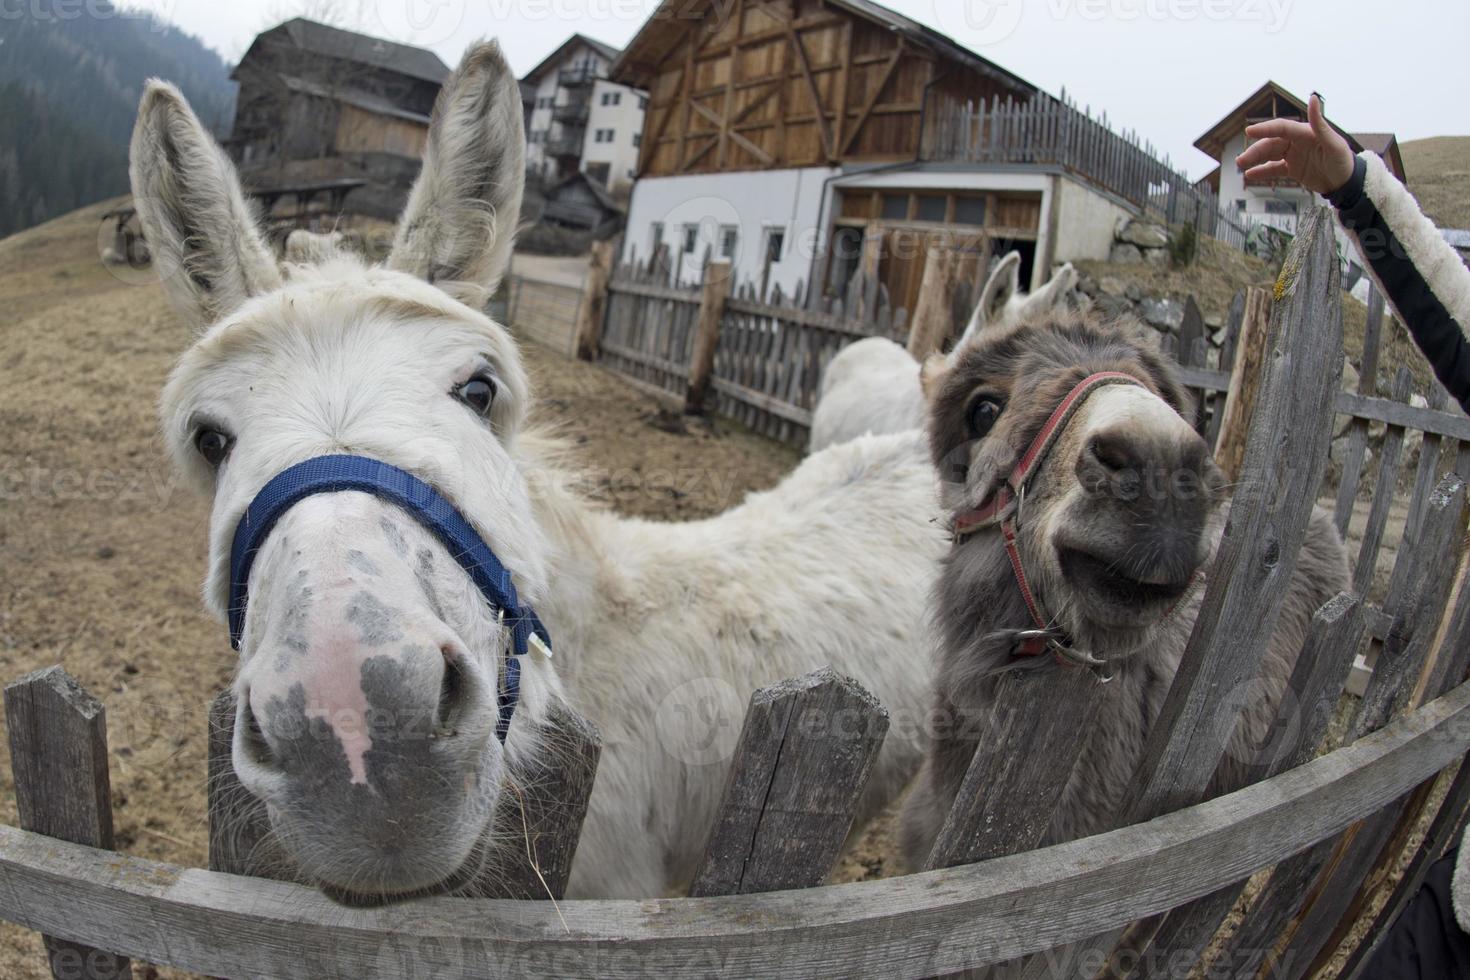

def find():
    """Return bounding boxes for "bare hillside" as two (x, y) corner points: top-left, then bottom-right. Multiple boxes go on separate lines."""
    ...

(1401, 135), (1470, 230)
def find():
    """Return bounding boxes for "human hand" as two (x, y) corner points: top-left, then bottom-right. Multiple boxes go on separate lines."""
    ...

(1235, 93), (1356, 196)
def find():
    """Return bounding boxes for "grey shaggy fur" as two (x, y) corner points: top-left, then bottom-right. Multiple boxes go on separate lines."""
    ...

(900, 313), (1351, 868)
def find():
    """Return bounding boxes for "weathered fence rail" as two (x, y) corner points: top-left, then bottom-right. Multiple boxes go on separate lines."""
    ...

(4, 208), (1470, 977)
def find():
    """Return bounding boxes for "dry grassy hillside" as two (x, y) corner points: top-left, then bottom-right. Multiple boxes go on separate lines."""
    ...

(1401, 136), (1470, 231)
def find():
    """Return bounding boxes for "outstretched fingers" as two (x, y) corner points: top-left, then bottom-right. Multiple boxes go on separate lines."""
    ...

(1235, 135), (1293, 170)
(1242, 159), (1293, 183)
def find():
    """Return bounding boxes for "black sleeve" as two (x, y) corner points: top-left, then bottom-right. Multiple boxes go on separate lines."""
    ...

(1329, 152), (1470, 415)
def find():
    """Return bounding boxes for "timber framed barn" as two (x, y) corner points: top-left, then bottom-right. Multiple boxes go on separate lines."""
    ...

(611, 0), (1150, 308)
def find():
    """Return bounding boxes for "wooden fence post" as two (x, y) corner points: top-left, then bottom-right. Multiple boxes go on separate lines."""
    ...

(5, 666), (132, 980)
(926, 665), (1103, 870)
(1213, 284), (1273, 480)
(690, 667), (888, 896)
(905, 246), (966, 359)
(486, 699), (601, 900)
(573, 239), (616, 362)
(685, 260), (734, 414)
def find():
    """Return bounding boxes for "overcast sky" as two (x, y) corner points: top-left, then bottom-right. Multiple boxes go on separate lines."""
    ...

(120, 0), (1466, 180)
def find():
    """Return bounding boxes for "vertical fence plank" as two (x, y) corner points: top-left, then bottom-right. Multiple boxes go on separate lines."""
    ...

(5, 666), (132, 980)
(1213, 286), (1273, 480)
(905, 246), (965, 359)
(1352, 367), (1416, 594)
(689, 667), (888, 897)
(573, 239), (616, 361)
(1334, 287), (1388, 538)
(686, 261), (733, 414)
(487, 699), (602, 900)
(924, 666), (1103, 870)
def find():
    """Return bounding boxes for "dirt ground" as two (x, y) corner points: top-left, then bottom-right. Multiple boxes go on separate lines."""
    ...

(0, 199), (807, 978)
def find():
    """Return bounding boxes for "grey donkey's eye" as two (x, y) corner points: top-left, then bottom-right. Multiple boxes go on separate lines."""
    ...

(968, 398), (1003, 438)
(454, 375), (497, 417)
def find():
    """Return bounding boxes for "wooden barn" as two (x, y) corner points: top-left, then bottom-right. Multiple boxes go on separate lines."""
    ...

(226, 18), (450, 224)
(611, 0), (1178, 309)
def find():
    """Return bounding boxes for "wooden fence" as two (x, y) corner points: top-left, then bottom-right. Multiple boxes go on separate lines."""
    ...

(2, 209), (1470, 978)
(923, 90), (1251, 251)
(583, 244), (912, 445)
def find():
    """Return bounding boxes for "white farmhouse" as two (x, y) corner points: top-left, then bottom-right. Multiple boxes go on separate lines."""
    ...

(1194, 81), (1406, 239)
(522, 34), (648, 194)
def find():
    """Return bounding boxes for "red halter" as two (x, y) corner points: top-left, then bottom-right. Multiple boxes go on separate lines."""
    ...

(949, 372), (1199, 664)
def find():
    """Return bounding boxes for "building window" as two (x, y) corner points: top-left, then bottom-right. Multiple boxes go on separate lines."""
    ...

(600, 91), (621, 106)
(880, 193), (908, 220)
(1264, 198), (1298, 215)
(639, 96), (648, 110)
(1234, 198), (1247, 211)
(764, 227), (785, 264)
(953, 196), (986, 226)
(719, 225), (739, 259)
(633, 132), (641, 147)
(682, 224), (699, 254)
(650, 222), (663, 255)
(592, 129), (615, 143)
(915, 195), (946, 222)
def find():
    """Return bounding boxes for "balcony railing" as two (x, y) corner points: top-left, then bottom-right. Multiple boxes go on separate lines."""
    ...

(546, 131), (585, 157)
(558, 65), (597, 87)
(552, 101), (589, 125)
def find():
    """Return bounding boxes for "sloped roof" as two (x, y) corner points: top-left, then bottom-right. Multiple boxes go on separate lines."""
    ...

(278, 75), (431, 124)
(1194, 81), (1361, 161)
(548, 170), (625, 213)
(610, 0), (1037, 97)
(241, 18), (450, 85)
(522, 33), (624, 85)
(1353, 132), (1407, 180)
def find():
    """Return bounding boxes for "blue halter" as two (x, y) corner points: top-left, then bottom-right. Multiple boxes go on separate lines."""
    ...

(227, 454), (550, 743)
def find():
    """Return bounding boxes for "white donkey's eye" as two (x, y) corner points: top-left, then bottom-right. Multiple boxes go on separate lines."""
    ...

(454, 375), (497, 417)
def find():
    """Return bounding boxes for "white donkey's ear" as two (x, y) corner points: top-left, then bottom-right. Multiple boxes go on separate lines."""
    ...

(953, 250), (1022, 353)
(129, 80), (281, 330)
(389, 40), (524, 305)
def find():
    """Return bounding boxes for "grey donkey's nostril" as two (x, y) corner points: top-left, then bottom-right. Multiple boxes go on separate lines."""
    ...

(1087, 431), (1138, 473)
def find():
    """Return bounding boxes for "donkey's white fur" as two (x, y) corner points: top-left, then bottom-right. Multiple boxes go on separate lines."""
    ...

(807, 254), (1078, 452)
(141, 43), (945, 900)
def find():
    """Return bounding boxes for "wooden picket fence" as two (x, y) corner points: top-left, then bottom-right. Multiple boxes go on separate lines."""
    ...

(580, 240), (945, 446)
(2, 208), (1470, 978)
(922, 90), (1252, 252)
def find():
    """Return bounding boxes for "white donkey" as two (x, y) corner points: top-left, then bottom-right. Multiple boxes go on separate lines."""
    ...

(807, 253), (1078, 452)
(133, 42), (945, 902)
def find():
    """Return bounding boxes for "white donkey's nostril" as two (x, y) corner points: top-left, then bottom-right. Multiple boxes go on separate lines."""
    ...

(437, 647), (471, 735)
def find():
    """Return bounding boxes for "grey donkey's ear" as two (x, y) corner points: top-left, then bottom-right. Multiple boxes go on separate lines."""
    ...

(953, 251), (1023, 353)
(389, 41), (525, 306)
(129, 81), (281, 330)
